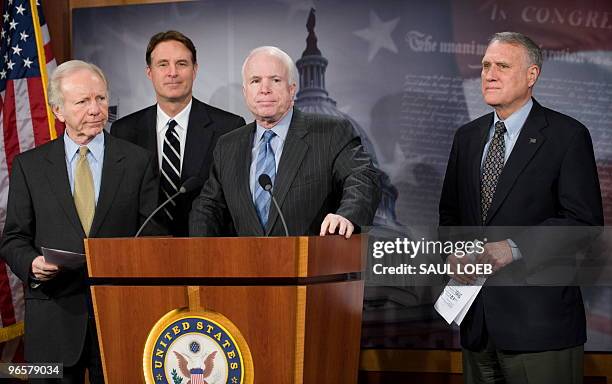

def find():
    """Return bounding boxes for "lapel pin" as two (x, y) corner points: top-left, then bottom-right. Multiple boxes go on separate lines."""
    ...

(529, 138), (537, 144)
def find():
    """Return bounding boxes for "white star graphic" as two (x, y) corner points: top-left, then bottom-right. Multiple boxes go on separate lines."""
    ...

(8, 0), (13, 5)
(3, 53), (8, 61)
(23, 57), (33, 68)
(1, 30), (5, 39)
(20, 30), (28, 41)
(15, 4), (26, 15)
(12, 44), (22, 56)
(354, 11), (400, 62)
(0, 69), (6, 79)
(7, 60), (15, 70)
(3, 12), (9, 22)
(9, 19), (18, 30)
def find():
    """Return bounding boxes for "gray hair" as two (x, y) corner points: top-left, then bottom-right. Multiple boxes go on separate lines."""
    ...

(241, 46), (298, 87)
(48, 60), (109, 108)
(489, 32), (543, 70)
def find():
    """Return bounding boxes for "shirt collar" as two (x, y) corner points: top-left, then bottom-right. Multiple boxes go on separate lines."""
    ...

(254, 108), (293, 143)
(493, 98), (533, 139)
(156, 99), (193, 134)
(64, 131), (105, 162)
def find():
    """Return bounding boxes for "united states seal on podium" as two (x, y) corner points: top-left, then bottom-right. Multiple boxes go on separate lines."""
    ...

(143, 308), (254, 384)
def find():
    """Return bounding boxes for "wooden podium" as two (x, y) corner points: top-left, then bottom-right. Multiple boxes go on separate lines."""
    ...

(85, 236), (365, 383)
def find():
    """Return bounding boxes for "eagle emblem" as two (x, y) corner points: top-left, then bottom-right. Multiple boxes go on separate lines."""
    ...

(143, 309), (253, 384)
(174, 350), (217, 384)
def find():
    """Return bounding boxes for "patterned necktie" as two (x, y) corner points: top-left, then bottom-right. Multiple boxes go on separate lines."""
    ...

(480, 121), (507, 223)
(254, 130), (276, 228)
(74, 146), (95, 236)
(160, 119), (181, 223)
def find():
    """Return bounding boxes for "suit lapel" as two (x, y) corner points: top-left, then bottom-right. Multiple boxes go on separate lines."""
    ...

(89, 133), (126, 236)
(138, 106), (158, 175)
(485, 101), (546, 224)
(265, 110), (308, 235)
(470, 114), (494, 225)
(182, 99), (213, 182)
(44, 136), (85, 237)
(235, 123), (264, 236)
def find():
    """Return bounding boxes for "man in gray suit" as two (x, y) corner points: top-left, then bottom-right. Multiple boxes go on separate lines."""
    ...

(189, 46), (380, 237)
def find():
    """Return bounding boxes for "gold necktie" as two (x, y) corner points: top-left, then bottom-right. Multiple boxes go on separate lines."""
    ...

(74, 146), (95, 236)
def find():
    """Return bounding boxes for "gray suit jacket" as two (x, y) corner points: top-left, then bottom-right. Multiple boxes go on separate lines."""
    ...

(189, 109), (381, 236)
(0, 132), (160, 365)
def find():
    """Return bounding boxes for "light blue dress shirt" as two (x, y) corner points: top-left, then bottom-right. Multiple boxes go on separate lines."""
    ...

(64, 132), (105, 204)
(481, 98), (533, 167)
(249, 109), (293, 199)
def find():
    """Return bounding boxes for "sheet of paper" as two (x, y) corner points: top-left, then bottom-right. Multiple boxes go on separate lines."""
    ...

(452, 277), (486, 325)
(41, 247), (85, 270)
(434, 279), (482, 324)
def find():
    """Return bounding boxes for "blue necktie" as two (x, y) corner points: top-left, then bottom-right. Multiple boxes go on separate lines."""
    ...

(254, 130), (276, 228)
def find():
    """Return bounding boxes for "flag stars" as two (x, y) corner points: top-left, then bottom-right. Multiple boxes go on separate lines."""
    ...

(0, 69), (6, 79)
(354, 11), (400, 62)
(19, 30), (28, 41)
(12, 44), (22, 56)
(9, 19), (18, 30)
(1, 29), (5, 39)
(3, 12), (9, 22)
(7, 60), (15, 70)
(23, 57), (33, 68)
(15, 4), (27, 16)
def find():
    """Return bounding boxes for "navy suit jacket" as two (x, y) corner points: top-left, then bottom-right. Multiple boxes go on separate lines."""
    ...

(111, 97), (245, 236)
(439, 99), (603, 351)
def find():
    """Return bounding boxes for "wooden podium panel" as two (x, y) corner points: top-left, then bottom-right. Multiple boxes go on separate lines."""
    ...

(86, 236), (365, 384)
(91, 286), (188, 382)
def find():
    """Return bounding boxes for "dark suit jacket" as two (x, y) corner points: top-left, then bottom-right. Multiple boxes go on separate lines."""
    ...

(439, 99), (603, 351)
(110, 97), (245, 236)
(0, 132), (160, 365)
(189, 108), (381, 236)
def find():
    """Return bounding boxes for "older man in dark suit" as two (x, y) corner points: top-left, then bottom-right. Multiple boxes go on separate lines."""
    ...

(439, 32), (603, 384)
(0, 60), (161, 383)
(111, 31), (245, 236)
(190, 46), (380, 237)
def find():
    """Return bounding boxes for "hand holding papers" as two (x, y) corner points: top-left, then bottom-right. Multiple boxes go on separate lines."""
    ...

(41, 247), (85, 270)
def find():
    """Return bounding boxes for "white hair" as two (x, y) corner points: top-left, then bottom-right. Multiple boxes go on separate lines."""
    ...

(241, 46), (298, 87)
(47, 60), (109, 108)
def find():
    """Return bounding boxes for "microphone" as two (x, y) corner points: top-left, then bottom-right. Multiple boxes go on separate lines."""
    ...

(135, 176), (204, 237)
(258, 174), (289, 236)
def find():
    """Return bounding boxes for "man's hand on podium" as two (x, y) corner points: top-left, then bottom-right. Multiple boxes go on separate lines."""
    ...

(320, 213), (354, 239)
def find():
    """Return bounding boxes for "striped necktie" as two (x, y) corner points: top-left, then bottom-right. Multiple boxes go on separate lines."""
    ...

(160, 119), (181, 223)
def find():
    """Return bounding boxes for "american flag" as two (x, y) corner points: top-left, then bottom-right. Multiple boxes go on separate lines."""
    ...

(0, 0), (60, 361)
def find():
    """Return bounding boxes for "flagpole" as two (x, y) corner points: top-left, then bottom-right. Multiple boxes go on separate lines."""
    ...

(29, 0), (57, 140)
